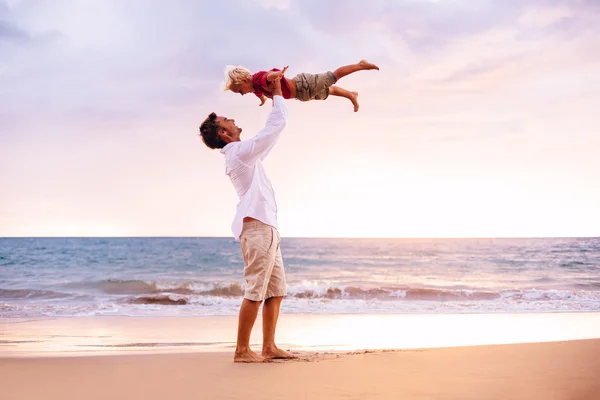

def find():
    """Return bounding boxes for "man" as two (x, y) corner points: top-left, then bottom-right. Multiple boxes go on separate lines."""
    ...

(199, 73), (295, 363)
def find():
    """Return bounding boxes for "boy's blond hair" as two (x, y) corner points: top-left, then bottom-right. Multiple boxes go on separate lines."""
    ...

(223, 65), (252, 91)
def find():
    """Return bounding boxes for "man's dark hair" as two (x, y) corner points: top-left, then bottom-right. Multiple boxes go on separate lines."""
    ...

(199, 112), (227, 149)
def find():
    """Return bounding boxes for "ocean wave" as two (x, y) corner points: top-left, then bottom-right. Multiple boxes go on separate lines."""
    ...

(101, 285), (600, 307)
(499, 289), (600, 302)
(0, 280), (600, 313)
(3, 291), (600, 318)
(286, 284), (500, 301)
(68, 279), (245, 297)
(44, 279), (600, 303)
(125, 296), (189, 306)
(573, 282), (600, 290)
(200, 282), (244, 297)
(69, 279), (195, 295)
(0, 288), (73, 300)
(3, 282), (600, 318)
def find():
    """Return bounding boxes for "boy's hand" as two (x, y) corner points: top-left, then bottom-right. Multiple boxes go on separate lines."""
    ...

(259, 96), (267, 107)
(266, 66), (288, 83)
(273, 66), (288, 80)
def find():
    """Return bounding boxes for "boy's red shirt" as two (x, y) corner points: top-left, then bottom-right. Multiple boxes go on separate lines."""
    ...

(252, 68), (292, 99)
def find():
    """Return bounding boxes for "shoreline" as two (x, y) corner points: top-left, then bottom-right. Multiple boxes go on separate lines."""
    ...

(2, 312), (600, 358)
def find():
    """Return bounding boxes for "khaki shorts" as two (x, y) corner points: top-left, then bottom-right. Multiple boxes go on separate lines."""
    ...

(239, 220), (287, 301)
(293, 71), (337, 101)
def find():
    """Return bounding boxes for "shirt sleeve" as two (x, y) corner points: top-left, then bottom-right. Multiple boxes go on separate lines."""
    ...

(234, 96), (288, 166)
(252, 71), (268, 88)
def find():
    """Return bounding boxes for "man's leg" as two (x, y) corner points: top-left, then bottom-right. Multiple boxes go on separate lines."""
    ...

(329, 86), (360, 112)
(260, 238), (296, 360)
(234, 298), (266, 362)
(262, 296), (296, 359)
(332, 59), (379, 81)
(236, 220), (279, 363)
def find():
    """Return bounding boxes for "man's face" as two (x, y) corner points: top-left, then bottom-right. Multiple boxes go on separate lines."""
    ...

(229, 79), (254, 95)
(215, 116), (242, 143)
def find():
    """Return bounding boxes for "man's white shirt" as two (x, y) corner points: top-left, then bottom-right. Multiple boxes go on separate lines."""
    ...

(220, 95), (288, 240)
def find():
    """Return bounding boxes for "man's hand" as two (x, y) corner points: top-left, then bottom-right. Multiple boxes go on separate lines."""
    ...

(267, 73), (283, 97)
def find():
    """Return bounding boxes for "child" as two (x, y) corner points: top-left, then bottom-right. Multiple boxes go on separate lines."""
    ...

(223, 60), (379, 112)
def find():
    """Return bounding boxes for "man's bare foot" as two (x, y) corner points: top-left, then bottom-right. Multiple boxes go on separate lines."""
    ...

(350, 92), (359, 112)
(359, 59), (379, 70)
(234, 349), (269, 363)
(262, 346), (298, 360)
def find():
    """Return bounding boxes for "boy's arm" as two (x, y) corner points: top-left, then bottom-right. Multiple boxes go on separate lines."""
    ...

(235, 78), (287, 165)
(266, 66), (288, 84)
(258, 94), (267, 106)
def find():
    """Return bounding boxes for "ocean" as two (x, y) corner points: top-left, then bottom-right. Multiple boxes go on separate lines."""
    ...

(1, 237), (599, 319)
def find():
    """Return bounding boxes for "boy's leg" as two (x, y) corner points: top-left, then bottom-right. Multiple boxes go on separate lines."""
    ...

(329, 86), (360, 112)
(333, 59), (379, 81)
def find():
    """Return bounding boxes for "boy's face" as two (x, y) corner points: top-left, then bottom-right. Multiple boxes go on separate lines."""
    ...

(229, 79), (254, 96)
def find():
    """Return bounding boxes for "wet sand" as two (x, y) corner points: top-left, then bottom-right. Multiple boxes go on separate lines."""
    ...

(2, 312), (600, 357)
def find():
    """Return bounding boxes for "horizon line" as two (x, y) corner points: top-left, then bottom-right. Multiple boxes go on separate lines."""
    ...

(1, 235), (599, 240)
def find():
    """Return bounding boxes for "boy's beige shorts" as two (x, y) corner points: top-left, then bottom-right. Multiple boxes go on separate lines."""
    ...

(293, 71), (337, 101)
(239, 220), (287, 301)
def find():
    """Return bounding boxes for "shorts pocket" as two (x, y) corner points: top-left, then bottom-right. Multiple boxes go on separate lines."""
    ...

(241, 229), (274, 254)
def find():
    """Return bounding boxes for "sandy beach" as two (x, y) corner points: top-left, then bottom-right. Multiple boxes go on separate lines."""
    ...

(2, 313), (600, 399)
(1, 338), (599, 400)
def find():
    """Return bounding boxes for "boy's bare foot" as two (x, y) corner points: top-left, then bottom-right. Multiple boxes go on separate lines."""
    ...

(262, 346), (299, 360)
(350, 92), (359, 112)
(359, 59), (379, 70)
(234, 349), (269, 363)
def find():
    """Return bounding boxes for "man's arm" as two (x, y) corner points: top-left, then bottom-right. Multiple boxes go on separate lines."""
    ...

(235, 77), (287, 165)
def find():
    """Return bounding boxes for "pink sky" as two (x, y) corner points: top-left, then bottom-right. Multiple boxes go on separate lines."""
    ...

(1, 0), (599, 237)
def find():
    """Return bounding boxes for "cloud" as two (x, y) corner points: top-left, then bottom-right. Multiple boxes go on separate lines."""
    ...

(519, 4), (574, 28)
(292, 0), (522, 51)
(255, 0), (291, 10)
(0, 19), (29, 42)
(8, 0), (592, 133)
(0, 0), (320, 128)
(290, 0), (599, 64)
